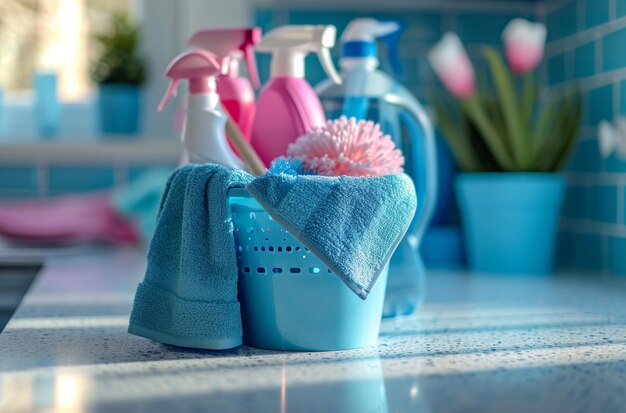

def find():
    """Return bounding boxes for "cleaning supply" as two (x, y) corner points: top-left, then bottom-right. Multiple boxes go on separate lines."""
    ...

(224, 114), (267, 176)
(229, 188), (388, 351)
(158, 49), (243, 169)
(316, 18), (438, 317)
(287, 116), (404, 176)
(187, 27), (261, 141)
(245, 172), (417, 299)
(128, 164), (253, 350)
(250, 25), (342, 167)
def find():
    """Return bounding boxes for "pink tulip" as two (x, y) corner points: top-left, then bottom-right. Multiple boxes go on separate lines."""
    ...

(428, 33), (475, 98)
(502, 19), (547, 74)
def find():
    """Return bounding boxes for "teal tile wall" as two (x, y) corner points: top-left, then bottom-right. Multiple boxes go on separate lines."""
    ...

(48, 166), (116, 194)
(584, 0), (609, 29)
(567, 139), (603, 172)
(547, 0), (626, 276)
(602, 28), (626, 71)
(546, 0), (578, 41)
(548, 53), (567, 84)
(586, 85), (613, 126)
(0, 164), (175, 198)
(574, 41), (595, 78)
(0, 167), (39, 198)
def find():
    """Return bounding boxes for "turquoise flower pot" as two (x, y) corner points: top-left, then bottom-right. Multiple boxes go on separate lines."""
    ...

(456, 173), (565, 275)
(98, 84), (142, 135)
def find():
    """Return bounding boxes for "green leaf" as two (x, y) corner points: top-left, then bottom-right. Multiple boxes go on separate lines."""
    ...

(552, 92), (583, 170)
(530, 90), (582, 171)
(461, 96), (516, 170)
(475, 72), (509, 153)
(482, 46), (529, 168)
(529, 99), (559, 168)
(91, 14), (147, 85)
(521, 73), (536, 132)
(433, 99), (482, 171)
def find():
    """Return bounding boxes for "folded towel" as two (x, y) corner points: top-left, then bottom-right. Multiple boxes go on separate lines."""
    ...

(128, 164), (253, 350)
(245, 173), (417, 299)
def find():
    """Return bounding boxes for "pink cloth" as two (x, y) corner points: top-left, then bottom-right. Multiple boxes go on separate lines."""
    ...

(0, 193), (139, 244)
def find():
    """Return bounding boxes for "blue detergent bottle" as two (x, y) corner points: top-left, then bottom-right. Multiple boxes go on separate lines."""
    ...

(315, 18), (438, 317)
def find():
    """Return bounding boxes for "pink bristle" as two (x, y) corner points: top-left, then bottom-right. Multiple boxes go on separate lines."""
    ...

(287, 116), (405, 177)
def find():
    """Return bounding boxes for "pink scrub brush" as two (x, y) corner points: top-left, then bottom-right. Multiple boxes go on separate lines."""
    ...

(287, 116), (405, 177)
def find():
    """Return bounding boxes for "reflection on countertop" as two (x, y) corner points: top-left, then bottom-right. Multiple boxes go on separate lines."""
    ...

(1, 248), (625, 413)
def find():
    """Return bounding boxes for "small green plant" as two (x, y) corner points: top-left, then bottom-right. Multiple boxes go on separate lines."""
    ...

(91, 15), (147, 85)
(429, 22), (582, 173)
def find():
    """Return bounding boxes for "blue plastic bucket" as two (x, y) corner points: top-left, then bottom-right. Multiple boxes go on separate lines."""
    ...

(229, 189), (388, 351)
(456, 173), (565, 275)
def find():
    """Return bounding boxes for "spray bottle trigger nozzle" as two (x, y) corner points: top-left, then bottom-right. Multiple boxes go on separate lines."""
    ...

(243, 45), (260, 88)
(157, 79), (180, 112)
(378, 19), (406, 77)
(317, 47), (342, 85)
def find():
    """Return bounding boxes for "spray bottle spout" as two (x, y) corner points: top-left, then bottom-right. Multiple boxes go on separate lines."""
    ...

(157, 49), (222, 111)
(340, 18), (404, 76)
(187, 27), (262, 88)
(256, 25), (342, 84)
(378, 19), (406, 76)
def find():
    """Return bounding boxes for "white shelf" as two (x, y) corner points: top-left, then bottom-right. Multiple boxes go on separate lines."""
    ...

(0, 138), (181, 164)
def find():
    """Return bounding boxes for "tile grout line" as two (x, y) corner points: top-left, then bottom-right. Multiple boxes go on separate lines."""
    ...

(618, 185), (625, 225)
(595, 35), (604, 77)
(577, 0), (585, 33)
(610, 0), (617, 21)
(547, 66), (626, 94)
(565, 172), (626, 185)
(560, 217), (626, 236)
(544, 0), (576, 14)
(547, 14), (626, 54)
(614, 78), (621, 118)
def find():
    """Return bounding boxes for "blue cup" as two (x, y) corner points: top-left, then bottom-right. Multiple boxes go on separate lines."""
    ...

(34, 71), (61, 137)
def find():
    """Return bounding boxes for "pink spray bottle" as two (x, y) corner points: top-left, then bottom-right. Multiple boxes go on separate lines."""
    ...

(250, 25), (342, 166)
(187, 28), (261, 144)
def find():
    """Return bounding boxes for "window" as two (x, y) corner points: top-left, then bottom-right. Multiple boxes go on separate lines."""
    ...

(0, 0), (136, 102)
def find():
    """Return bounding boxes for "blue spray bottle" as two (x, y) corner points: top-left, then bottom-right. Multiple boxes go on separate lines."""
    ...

(316, 18), (438, 317)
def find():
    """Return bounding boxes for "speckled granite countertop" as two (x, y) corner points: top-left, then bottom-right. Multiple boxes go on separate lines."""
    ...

(1, 248), (625, 413)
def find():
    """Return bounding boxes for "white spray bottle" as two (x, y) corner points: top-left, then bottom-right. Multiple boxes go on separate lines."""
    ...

(158, 49), (243, 169)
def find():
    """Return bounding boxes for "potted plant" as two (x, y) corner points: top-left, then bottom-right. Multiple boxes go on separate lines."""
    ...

(92, 15), (147, 135)
(428, 19), (582, 275)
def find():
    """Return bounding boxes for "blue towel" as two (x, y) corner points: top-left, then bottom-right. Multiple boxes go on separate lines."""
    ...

(128, 164), (252, 350)
(245, 173), (417, 299)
